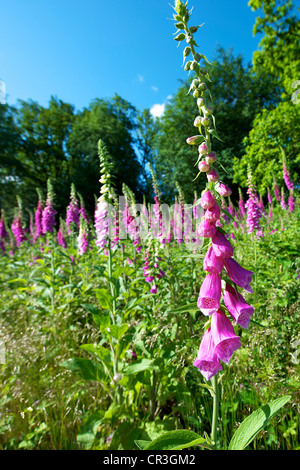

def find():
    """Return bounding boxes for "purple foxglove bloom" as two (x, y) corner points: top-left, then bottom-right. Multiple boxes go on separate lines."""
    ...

(77, 228), (89, 255)
(283, 163), (294, 191)
(288, 194), (295, 213)
(211, 309), (241, 364)
(150, 285), (157, 294)
(11, 215), (27, 247)
(200, 190), (215, 209)
(197, 273), (221, 316)
(57, 227), (67, 248)
(274, 184), (281, 202)
(94, 200), (111, 248)
(211, 230), (234, 259)
(215, 182), (232, 197)
(42, 200), (57, 234)
(198, 142), (209, 154)
(224, 257), (254, 293)
(193, 327), (223, 380)
(203, 246), (224, 274)
(205, 204), (221, 222)
(223, 284), (254, 329)
(197, 219), (216, 238)
(34, 200), (43, 240)
(206, 168), (219, 183)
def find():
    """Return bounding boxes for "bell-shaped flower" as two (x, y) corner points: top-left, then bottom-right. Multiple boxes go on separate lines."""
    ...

(223, 284), (254, 329)
(200, 190), (215, 209)
(193, 327), (223, 381)
(224, 257), (254, 293)
(203, 246), (224, 274)
(212, 230), (234, 259)
(197, 219), (216, 238)
(211, 309), (241, 364)
(205, 204), (221, 222)
(197, 273), (221, 315)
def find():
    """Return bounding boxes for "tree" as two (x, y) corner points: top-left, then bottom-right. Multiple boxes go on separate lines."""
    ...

(67, 94), (143, 214)
(152, 47), (279, 203)
(233, 0), (300, 192)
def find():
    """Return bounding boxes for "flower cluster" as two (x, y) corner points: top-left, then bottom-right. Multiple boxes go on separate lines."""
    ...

(42, 179), (57, 234)
(94, 140), (115, 250)
(66, 183), (80, 234)
(172, 0), (254, 380)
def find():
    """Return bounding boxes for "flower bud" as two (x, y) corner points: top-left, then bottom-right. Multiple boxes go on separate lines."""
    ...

(175, 22), (185, 29)
(198, 142), (209, 155)
(194, 116), (202, 127)
(183, 46), (192, 57)
(186, 135), (205, 145)
(198, 160), (210, 172)
(204, 105), (214, 115)
(197, 97), (205, 108)
(190, 61), (199, 71)
(205, 152), (216, 164)
(184, 60), (192, 71)
(207, 169), (219, 183)
(191, 79), (199, 90)
(193, 89), (200, 98)
(194, 53), (202, 62)
(200, 190), (215, 209)
(198, 82), (208, 91)
(201, 116), (210, 127)
(174, 33), (186, 41)
(199, 67), (207, 75)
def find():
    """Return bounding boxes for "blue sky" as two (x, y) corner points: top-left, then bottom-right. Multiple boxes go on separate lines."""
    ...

(0, 0), (262, 117)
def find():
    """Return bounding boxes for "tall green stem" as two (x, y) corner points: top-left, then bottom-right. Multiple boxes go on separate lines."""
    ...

(211, 374), (219, 447)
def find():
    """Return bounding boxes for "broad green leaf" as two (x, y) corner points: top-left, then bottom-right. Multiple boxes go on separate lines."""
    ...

(135, 440), (151, 450)
(107, 323), (129, 341)
(141, 430), (208, 450)
(94, 288), (113, 310)
(228, 395), (291, 450)
(123, 358), (159, 375)
(61, 357), (104, 382)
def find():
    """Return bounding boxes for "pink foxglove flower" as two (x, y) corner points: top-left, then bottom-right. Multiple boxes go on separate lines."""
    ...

(200, 190), (215, 209)
(211, 230), (234, 259)
(210, 309), (241, 364)
(193, 327), (223, 380)
(203, 246), (224, 274)
(223, 284), (254, 329)
(77, 228), (89, 255)
(198, 160), (210, 172)
(197, 219), (217, 238)
(288, 194), (295, 213)
(94, 199), (110, 249)
(204, 204), (221, 222)
(224, 257), (254, 293)
(197, 273), (221, 316)
(283, 163), (294, 191)
(215, 182), (232, 197)
(11, 215), (27, 247)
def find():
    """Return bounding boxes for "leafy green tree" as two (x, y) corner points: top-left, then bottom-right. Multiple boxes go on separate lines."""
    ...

(233, 0), (300, 192)
(67, 94), (143, 213)
(152, 47), (279, 203)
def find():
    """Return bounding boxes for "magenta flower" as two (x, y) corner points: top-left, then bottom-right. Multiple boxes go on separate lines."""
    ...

(288, 194), (295, 212)
(223, 284), (254, 329)
(207, 168), (219, 183)
(215, 182), (232, 197)
(197, 219), (217, 238)
(11, 215), (27, 247)
(42, 201), (57, 234)
(283, 163), (294, 191)
(203, 246), (224, 274)
(211, 230), (234, 259)
(94, 199), (110, 249)
(77, 228), (89, 255)
(193, 327), (223, 380)
(205, 152), (216, 164)
(205, 204), (221, 222)
(210, 309), (241, 364)
(224, 257), (254, 293)
(197, 273), (221, 316)
(200, 190), (215, 209)
(150, 285), (157, 294)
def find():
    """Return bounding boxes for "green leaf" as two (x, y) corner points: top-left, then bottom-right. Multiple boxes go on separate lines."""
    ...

(61, 357), (104, 382)
(123, 358), (159, 375)
(94, 288), (113, 310)
(141, 430), (208, 450)
(135, 440), (151, 450)
(107, 323), (129, 341)
(228, 395), (291, 450)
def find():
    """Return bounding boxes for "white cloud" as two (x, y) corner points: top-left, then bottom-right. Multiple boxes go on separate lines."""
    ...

(151, 85), (158, 92)
(150, 103), (165, 118)
(137, 74), (144, 83)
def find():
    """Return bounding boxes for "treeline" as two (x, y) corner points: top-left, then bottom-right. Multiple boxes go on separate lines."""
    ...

(1, 0), (299, 221)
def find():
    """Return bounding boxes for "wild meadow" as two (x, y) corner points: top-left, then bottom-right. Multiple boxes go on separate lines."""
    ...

(0, 0), (299, 452)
